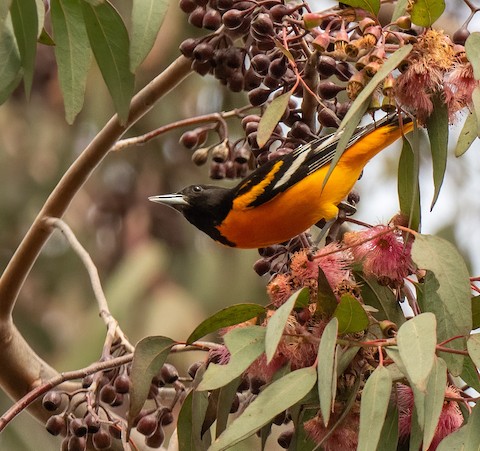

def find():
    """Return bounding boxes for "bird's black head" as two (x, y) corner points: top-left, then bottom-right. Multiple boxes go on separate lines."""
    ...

(149, 184), (235, 246)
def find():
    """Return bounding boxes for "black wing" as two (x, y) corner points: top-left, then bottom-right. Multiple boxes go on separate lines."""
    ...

(233, 114), (403, 209)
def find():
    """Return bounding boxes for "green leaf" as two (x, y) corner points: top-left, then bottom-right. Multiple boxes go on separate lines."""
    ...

(0, 16), (22, 104)
(316, 266), (338, 318)
(177, 391), (196, 451)
(209, 367), (317, 451)
(187, 303), (265, 344)
(397, 313), (437, 392)
(355, 272), (405, 325)
(34, 0), (44, 38)
(127, 336), (175, 428)
(392, 0), (408, 21)
(426, 96), (449, 210)
(461, 355), (480, 393)
(265, 287), (308, 363)
(325, 44), (413, 183)
(412, 235), (472, 375)
(193, 389), (210, 450)
(467, 333), (480, 368)
(455, 111), (478, 157)
(409, 405), (423, 451)
(257, 91), (292, 148)
(398, 135), (421, 231)
(464, 402), (480, 451)
(423, 357), (447, 451)
(409, 0), (445, 27)
(198, 326), (266, 391)
(337, 346), (360, 376)
(317, 317), (338, 426)
(472, 296), (480, 329)
(471, 86), (480, 136)
(333, 294), (369, 334)
(336, 0), (380, 15)
(466, 32), (480, 80)
(215, 377), (241, 438)
(130, 0), (169, 72)
(358, 366), (392, 451)
(10, 0), (37, 98)
(51, 0), (91, 124)
(38, 28), (55, 46)
(81, 0), (134, 124)
(377, 402), (399, 451)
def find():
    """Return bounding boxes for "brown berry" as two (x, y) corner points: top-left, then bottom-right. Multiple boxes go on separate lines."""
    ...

(46, 415), (66, 436)
(202, 8), (222, 29)
(136, 414), (158, 437)
(179, 0), (196, 13)
(161, 363), (179, 384)
(278, 429), (294, 448)
(252, 13), (274, 36)
(253, 258), (271, 276)
(248, 87), (271, 106)
(68, 436), (86, 451)
(222, 9), (244, 30)
(70, 418), (88, 437)
(318, 108), (340, 128)
(92, 429), (112, 450)
(145, 425), (165, 448)
(188, 7), (206, 27)
(250, 54), (271, 75)
(453, 27), (470, 45)
(42, 391), (62, 412)
(99, 384), (116, 404)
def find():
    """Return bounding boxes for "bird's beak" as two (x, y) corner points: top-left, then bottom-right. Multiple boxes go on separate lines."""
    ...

(148, 194), (189, 209)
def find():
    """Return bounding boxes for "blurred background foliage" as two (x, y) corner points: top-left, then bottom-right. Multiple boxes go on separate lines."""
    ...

(0, 0), (479, 449)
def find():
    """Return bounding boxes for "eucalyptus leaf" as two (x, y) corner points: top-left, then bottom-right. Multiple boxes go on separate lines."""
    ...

(471, 86), (480, 137)
(412, 235), (472, 375)
(10, 0), (37, 98)
(376, 402), (399, 451)
(466, 32), (480, 80)
(0, 16), (22, 104)
(187, 303), (265, 344)
(266, 287), (308, 363)
(317, 317), (338, 426)
(81, 0), (135, 124)
(397, 313), (437, 392)
(198, 326), (266, 391)
(467, 333), (480, 368)
(426, 97), (449, 210)
(398, 136), (421, 231)
(358, 366), (392, 451)
(257, 91), (292, 148)
(127, 336), (175, 428)
(333, 294), (369, 334)
(209, 367), (317, 451)
(316, 266), (338, 318)
(355, 272), (405, 325)
(455, 111), (478, 157)
(130, 0), (169, 72)
(423, 357), (447, 451)
(472, 296), (480, 329)
(51, 0), (91, 124)
(409, 0), (445, 27)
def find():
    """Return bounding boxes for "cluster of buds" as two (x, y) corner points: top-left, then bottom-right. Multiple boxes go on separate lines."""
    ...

(43, 353), (185, 450)
(177, 0), (479, 179)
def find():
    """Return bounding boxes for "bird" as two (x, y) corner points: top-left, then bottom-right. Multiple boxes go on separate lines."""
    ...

(149, 114), (414, 249)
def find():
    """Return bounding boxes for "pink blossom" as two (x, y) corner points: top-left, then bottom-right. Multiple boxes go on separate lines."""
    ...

(304, 408), (359, 451)
(397, 384), (463, 450)
(344, 226), (413, 287)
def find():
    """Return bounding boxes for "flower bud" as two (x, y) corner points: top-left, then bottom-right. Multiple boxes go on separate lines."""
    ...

(211, 139), (230, 163)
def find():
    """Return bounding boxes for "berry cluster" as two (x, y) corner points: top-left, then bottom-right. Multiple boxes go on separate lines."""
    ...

(43, 358), (184, 450)
(176, 0), (476, 181)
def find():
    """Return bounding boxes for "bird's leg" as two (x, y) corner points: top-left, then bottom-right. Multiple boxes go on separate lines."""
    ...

(314, 190), (361, 244)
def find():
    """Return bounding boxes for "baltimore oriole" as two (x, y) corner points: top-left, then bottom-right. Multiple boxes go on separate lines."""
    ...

(149, 114), (414, 248)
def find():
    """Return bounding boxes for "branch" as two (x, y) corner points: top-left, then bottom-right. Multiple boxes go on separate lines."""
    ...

(0, 55), (192, 420)
(0, 354), (133, 433)
(0, 55), (192, 321)
(45, 217), (134, 354)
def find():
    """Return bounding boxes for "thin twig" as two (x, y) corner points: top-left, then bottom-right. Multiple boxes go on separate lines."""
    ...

(0, 354), (133, 432)
(45, 217), (134, 354)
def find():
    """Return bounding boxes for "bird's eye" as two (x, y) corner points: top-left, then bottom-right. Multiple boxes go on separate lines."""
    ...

(192, 185), (202, 193)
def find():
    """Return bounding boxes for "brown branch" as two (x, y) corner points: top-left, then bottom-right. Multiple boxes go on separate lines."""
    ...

(0, 55), (192, 321)
(45, 217), (134, 354)
(0, 55), (192, 422)
(0, 354), (133, 433)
